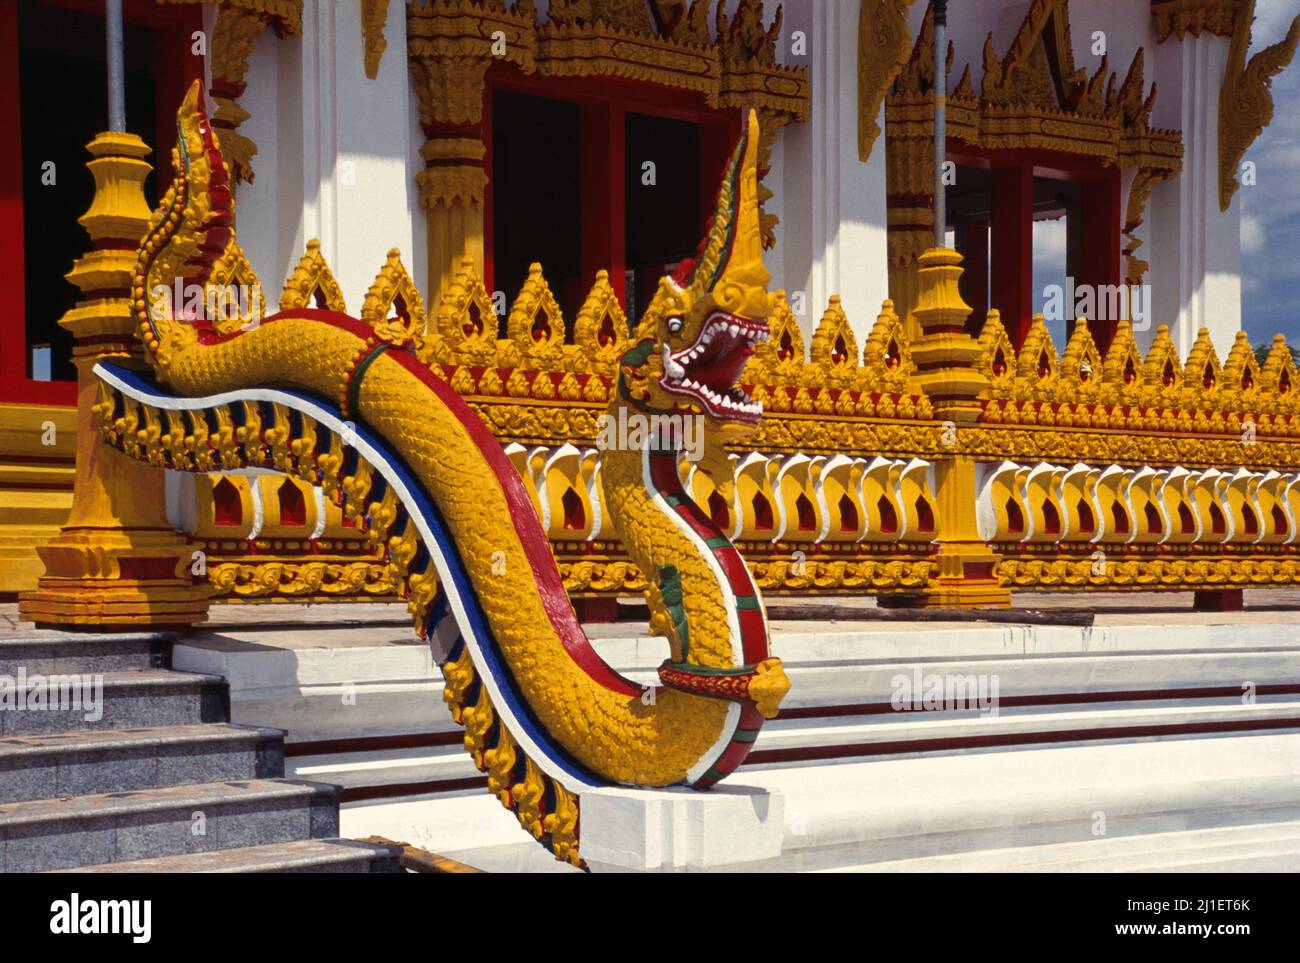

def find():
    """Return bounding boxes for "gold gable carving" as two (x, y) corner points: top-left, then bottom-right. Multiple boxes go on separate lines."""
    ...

(280, 239), (347, 313)
(361, 248), (427, 347)
(858, 0), (918, 162)
(362, 0), (390, 80)
(1218, 0), (1300, 211)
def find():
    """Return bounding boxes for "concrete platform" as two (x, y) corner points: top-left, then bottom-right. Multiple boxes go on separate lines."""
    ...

(4, 595), (1298, 872)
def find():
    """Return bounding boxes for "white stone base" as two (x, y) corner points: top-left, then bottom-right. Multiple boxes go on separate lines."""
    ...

(578, 784), (785, 872)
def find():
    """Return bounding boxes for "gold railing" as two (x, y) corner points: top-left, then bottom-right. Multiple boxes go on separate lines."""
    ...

(132, 234), (1300, 609)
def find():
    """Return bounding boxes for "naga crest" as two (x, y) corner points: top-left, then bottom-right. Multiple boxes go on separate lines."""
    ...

(618, 110), (772, 441)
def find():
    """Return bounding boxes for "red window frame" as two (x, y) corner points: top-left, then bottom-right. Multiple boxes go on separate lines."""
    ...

(0, 0), (202, 407)
(947, 141), (1122, 351)
(482, 64), (741, 309)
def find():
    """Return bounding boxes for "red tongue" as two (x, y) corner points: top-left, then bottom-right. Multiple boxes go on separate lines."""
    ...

(690, 342), (753, 389)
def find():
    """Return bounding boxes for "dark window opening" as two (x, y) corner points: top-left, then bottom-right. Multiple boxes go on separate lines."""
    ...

(1273, 504), (1288, 536)
(877, 496), (898, 535)
(1110, 501), (1129, 535)
(914, 496), (935, 534)
(1042, 500), (1061, 536)
(1209, 503), (1226, 535)
(1241, 504), (1258, 536)
(1005, 497), (1024, 534)
(18, 3), (158, 384)
(752, 492), (773, 532)
(625, 112), (700, 322)
(561, 487), (585, 530)
(1143, 501), (1162, 535)
(1178, 502), (1195, 535)
(707, 490), (730, 530)
(794, 493), (816, 532)
(1076, 499), (1095, 534)
(492, 91), (583, 330)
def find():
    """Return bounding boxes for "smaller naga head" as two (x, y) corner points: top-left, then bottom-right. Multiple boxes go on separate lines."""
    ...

(618, 111), (773, 444)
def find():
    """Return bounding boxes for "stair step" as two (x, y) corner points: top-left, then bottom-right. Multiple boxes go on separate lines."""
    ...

(780, 649), (1300, 710)
(0, 633), (173, 675)
(55, 838), (403, 874)
(0, 723), (285, 803)
(0, 669), (228, 737)
(749, 731), (1300, 860)
(0, 778), (340, 872)
(828, 819), (1300, 873)
(289, 742), (472, 791)
(752, 697), (1300, 762)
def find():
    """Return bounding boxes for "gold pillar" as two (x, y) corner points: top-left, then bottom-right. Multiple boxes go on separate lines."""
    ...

(905, 247), (1008, 608)
(417, 126), (488, 303)
(406, 0), (535, 301)
(19, 132), (208, 629)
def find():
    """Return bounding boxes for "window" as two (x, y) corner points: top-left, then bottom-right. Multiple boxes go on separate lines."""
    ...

(945, 145), (1121, 350)
(485, 70), (736, 331)
(0, 0), (201, 405)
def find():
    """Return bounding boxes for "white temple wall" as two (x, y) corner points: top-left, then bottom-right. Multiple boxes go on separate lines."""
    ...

(1149, 33), (1241, 356)
(770, 0), (890, 346)
(236, 0), (425, 314)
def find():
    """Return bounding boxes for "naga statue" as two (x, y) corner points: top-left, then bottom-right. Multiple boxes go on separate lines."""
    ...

(94, 82), (790, 867)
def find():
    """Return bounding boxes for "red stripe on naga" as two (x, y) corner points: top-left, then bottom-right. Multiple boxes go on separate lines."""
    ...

(647, 449), (770, 666)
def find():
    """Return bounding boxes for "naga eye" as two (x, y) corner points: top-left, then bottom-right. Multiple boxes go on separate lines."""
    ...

(667, 316), (684, 334)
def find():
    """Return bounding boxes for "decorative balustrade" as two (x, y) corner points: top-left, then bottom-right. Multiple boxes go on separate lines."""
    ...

(145, 238), (1300, 607)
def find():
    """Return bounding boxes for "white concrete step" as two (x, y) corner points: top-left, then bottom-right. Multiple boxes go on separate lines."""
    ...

(337, 730), (1300, 872)
(174, 616), (1300, 750)
(742, 731), (1300, 868)
(753, 696), (1300, 762)
(295, 695), (1300, 793)
(776, 649), (1300, 711)
(827, 819), (1300, 873)
(290, 743), (468, 791)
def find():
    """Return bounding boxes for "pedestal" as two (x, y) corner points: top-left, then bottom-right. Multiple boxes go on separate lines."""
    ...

(17, 131), (207, 630)
(579, 783), (785, 872)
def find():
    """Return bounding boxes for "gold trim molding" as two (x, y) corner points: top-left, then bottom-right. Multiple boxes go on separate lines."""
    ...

(858, 0), (916, 162)
(362, 0), (391, 79)
(1152, 0), (1245, 42)
(158, 0), (304, 184)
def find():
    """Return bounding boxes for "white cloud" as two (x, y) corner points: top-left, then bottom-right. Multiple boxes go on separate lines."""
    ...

(1031, 217), (1067, 266)
(1251, 0), (1300, 54)
(1242, 213), (1267, 254)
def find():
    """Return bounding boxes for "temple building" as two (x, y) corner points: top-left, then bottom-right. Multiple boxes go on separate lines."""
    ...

(2, 0), (1300, 874)
(3, 0), (1294, 602)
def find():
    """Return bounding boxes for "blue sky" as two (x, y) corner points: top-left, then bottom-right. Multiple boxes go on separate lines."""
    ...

(1241, 0), (1300, 346)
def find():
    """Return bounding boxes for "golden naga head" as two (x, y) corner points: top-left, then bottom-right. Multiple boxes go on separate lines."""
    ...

(618, 110), (774, 433)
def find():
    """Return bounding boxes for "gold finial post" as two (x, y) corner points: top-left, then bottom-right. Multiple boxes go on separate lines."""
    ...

(19, 132), (208, 629)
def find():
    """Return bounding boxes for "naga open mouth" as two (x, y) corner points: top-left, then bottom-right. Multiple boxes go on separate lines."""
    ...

(660, 311), (768, 423)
